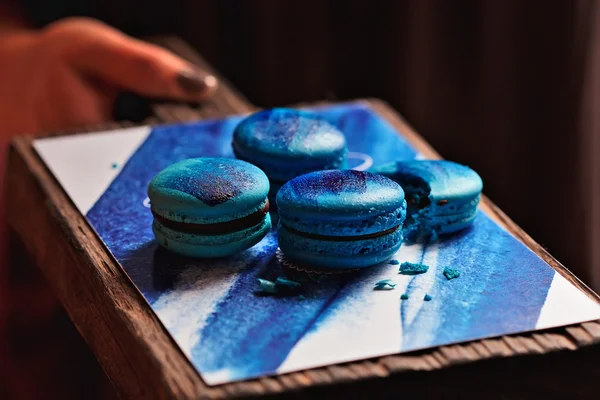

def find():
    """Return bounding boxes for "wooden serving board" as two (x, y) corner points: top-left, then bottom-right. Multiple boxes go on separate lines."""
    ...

(6, 36), (600, 399)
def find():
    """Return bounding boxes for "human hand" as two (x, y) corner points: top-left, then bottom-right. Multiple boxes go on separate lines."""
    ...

(0, 17), (218, 136)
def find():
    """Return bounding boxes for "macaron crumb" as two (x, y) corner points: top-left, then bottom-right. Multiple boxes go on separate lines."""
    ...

(111, 162), (118, 169)
(443, 267), (461, 280)
(399, 262), (429, 275)
(374, 279), (396, 290)
(299, 295), (306, 300)
(389, 259), (400, 265)
(424, 294), (433, 301)
(400, 294), (409, 300)
(275, 277), (302, 292)
(257, 277), (302, 295)
(428, 230), (439, 243)
(257, 278), (277, 294)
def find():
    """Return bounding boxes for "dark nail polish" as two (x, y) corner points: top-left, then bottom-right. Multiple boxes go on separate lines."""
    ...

(177, 70), (217, 94)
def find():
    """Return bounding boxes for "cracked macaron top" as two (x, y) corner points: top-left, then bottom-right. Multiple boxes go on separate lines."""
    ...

(372, 160), (482, 214)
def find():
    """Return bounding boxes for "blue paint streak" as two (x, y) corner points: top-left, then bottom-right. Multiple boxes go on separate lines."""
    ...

(192, 245), (349, 380)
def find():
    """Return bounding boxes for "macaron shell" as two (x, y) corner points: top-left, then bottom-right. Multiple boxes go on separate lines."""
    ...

(278, 223), (402, 269)
(277, 170), (405, 218)
(148, 158), (269, 224)
(153, 213), (271, 258)
(233, 108), (347, 163)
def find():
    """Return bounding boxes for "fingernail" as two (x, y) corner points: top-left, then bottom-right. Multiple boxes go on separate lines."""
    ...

(177, 69), (218, 95)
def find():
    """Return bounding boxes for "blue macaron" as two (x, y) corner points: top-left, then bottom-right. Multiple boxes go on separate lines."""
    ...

(148, 158), (271, 258)
(232, 108), (348, 203)
(371, 160), (483, 241)
(276, 170), (406, 269)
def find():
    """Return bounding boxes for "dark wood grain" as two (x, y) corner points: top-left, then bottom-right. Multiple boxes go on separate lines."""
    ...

(5, 36), (600, 399)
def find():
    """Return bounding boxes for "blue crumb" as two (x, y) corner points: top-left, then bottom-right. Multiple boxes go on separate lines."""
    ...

(400, 294), (409, 300)
(258, 277), (302, 295)
(399, 262), (429, 275)
(275, 277), (302, 291)
(443, 267), (461, 280)
(257, 278), (277, 294)
(424, 294), (432, 301)
(111, 162), (118, 169)
(428, 230), (439, 243)
(374, 279), (396, 290)
(389, 259), (400, 265)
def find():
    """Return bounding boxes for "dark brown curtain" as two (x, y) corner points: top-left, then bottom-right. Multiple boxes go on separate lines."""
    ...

(22, 0), (599, 288)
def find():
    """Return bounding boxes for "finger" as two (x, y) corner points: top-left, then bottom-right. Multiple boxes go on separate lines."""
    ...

(42, 18), (218, 102)
(37, 64), (113, 132)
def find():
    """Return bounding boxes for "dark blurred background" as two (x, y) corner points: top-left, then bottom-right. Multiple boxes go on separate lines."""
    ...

(26, 0), (593, 287)
(5, 1), (600, 398)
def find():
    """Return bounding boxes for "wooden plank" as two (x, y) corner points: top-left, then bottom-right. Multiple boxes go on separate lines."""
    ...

(7, 138), (205, 399)
(6, 37), (600, 398)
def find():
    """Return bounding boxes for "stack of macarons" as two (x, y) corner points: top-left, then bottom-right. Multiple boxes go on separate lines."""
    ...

(147, 108), (483, 269)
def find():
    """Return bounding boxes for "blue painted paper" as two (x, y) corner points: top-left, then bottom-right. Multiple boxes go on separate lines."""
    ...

(85, 104), (566, 385)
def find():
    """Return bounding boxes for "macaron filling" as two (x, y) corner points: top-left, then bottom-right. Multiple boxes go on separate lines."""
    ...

(153, 213), (272, 257)
(280, 223), (400, 242)
(152, 200), (270, 235)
